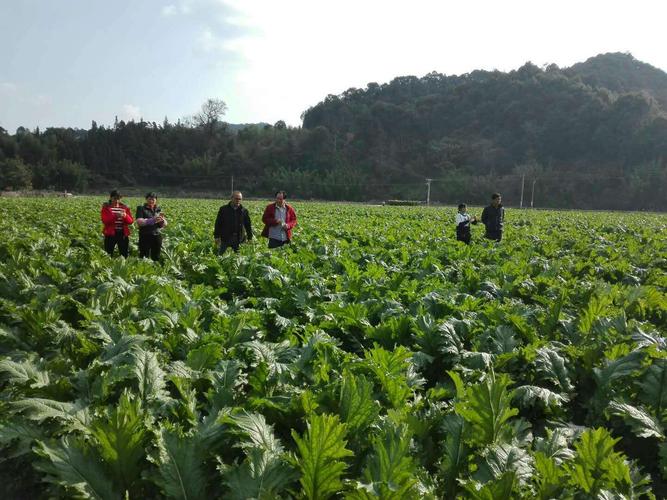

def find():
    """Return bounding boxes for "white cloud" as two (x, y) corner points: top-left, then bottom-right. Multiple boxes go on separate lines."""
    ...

(161, 0), (194, 16)
(210, 0), (667, 126)
(121, 104), (142, 122)
(0, 82), (17, 94)
(161, 5), (177, 16)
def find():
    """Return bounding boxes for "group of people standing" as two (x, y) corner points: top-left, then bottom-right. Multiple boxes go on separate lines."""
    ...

(100, 189), (298, 259)
(213, 190), (298, 253)
(101, 189), (503, 259)
(100, 190), (168, 260)
(455, 192), (505, 244)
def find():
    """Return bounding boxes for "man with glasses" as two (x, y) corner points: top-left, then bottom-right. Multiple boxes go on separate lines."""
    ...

(214, 191), (253, 253)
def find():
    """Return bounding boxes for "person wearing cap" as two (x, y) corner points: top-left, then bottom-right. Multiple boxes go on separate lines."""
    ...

(214, 191), (253, 253)
(100, 190), (134, 257)
(261, 190), (297, 248)
(135, 192), (167, 261)
(481, 192), (505, 242)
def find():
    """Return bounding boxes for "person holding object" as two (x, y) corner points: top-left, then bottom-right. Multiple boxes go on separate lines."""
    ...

(481, 192), (505, 242)
(135, 192), (167, 261)
(261, 190), (297, 248)
(100, 189), (133, 257)
(455, 203), (478, 244)
(214, 191), (253, 253)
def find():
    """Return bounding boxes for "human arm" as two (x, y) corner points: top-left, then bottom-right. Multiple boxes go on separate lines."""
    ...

(123, 206), (134, 225)
(214, 207), (224, 241)
(283, 205), (297, 230)
(262, 205), (282, 226)
(481, 207), (489, 226)
(244, 209), (253, 241)
(100, 205), (116, 224)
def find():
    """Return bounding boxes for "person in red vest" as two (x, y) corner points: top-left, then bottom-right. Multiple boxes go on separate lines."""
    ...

(100, 189), (134, 257)
(261, 190), (297, 248)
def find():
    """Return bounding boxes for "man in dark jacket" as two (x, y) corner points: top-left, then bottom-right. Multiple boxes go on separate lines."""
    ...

(214, 191), (253, 253)
(481, 192), (505, 241)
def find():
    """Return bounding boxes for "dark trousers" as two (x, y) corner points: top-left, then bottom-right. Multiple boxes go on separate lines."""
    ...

(485, 231), (503, 242)
(104, 232), (129, 257)
(268, 238), (290, 249)
(219, 242), (240, 254)
(139, 233), (162, 261)
(457, 234), (471, 245)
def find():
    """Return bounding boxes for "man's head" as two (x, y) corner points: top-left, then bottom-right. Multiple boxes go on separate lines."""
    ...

(230, 191), (243, 207)
(458, 203), (467, 213)
(275, 190), (287, 207)
(145, 192), (157, 207)
(491, 193), (502, 207)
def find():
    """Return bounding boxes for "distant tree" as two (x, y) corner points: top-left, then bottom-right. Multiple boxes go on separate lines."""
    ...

(0, 158), (33, 190)
(194, 98), (228, 137)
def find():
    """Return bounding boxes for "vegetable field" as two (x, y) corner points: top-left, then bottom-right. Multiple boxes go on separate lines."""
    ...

(0, 196), (666, 499)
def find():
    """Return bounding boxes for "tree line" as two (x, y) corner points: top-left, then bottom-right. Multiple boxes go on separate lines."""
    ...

(1, 53), (666, 210)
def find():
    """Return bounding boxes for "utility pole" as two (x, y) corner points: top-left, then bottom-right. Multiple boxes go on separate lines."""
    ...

(425, 178), (433, 206)
(231, 175), (234, 194)
(519, 174), (525, 209)
(530, 179), (537, 208)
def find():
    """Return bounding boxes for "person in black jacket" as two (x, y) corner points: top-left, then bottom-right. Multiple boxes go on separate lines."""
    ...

(214, 191), (253, 253)
(135, 192), (167, 260)
(481, 192), (505, 241)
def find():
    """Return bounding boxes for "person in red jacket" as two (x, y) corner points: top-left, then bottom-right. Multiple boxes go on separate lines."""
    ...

(261, 190), (297, 248)
(100, 189), (134, 257)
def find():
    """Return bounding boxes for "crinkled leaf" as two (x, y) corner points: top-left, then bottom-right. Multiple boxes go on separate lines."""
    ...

(149, 427), (208, 500)
(291, 413), (353, 500)
(455, 372), (518, 445)
(513, 385), (568, 410)
(607, 401), (664, 439)
(338, 371), (379, 434)
(34, 437), (119, 500)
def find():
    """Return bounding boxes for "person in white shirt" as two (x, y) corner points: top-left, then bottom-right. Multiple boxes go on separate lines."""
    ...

(455, 203), (478, 244)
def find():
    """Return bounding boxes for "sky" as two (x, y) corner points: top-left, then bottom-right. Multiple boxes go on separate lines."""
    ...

(1, 0), (666, 133)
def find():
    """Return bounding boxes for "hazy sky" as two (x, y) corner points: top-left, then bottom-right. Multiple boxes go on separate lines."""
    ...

(1, 0), (666, 132)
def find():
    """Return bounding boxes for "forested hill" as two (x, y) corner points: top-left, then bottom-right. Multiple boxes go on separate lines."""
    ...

(1, 53), (666, 209)
(566, 53), (667, 110)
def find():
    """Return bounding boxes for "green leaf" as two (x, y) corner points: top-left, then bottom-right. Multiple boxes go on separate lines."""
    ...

(149, 427), (208, 500)
(566, 427), (631, 495)
(440, 415), (467, 499)
(223, 447), (297, 500)
(533, 452), (565, 500)
(607, 401), (664, 439)
(462, 471), (516, 500)
(454, 372), (518, 446)
(513, 385), (569, 410)
(10, 397), (90, 432)
(354, 423), (418, 498)
(89, 391), (148, 489)
(474, 443), (533, 486)
(0, 358), (50, 388)
(593, 351), (644, 391)
(533, 428), (575, 464)
(132, 349), (169, 405)
(639, 359), (667, 415)
(534, 347), (574, 392)
(186, 343), (222, 371)
(291, 413), (353, 500)
(34, 437), (119, 500)
(207, 359), (246, 409)
(226, 411), (283, 454)
(365, 345), (416, 408)
(338, 371), (379, 435)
